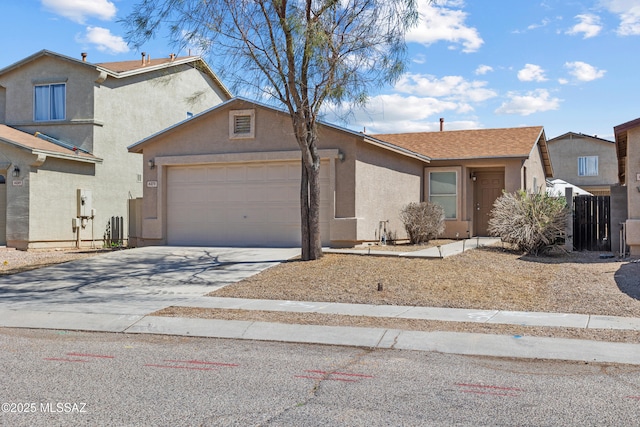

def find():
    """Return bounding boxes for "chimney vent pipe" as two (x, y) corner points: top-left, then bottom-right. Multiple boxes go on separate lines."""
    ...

(81, 52), (87, 62)
(141, 52), (146, 65)
(439, 118), (444, 132)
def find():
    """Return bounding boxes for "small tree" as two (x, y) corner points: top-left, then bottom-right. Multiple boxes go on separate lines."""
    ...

(488, 190), (570, 255)
(400, 202), (445, 244)
(124, 0), (422, 260)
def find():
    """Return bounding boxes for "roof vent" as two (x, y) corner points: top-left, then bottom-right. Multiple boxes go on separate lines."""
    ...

(439, 117), (444, 132)
(81, 52), (87, 62)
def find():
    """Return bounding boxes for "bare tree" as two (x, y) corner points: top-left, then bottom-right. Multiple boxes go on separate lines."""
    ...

(124, 0), (421, 260)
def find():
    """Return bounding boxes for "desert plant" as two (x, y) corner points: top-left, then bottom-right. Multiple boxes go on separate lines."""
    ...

(488, 190), (570, 255)
(400, 202), (445, 244)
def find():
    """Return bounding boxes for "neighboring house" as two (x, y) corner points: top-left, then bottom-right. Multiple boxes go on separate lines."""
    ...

(547, 132), (617, 196)
(374, 127), (553, 239)
(0, 50), (230, 249)
(128, 98), (552, 247)
(614, 117), (640, 257)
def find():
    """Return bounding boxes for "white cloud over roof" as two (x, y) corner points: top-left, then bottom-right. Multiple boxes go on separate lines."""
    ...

(41, 0), (116, 24)
(82, 26), (129, 54)
(407, 0), (484, 53)
(495, 89), (561, 116)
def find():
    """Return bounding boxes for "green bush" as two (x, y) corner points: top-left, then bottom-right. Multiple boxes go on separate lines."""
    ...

(400, 202), (445, 244)
(488, 190), (570, 255)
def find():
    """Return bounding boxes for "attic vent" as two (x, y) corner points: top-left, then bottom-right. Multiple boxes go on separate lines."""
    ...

(229, 109), (255, 139)
(234, 115), (252, 134)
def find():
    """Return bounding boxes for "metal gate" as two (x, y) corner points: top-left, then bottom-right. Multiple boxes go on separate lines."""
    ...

(573, 195), (610, 251)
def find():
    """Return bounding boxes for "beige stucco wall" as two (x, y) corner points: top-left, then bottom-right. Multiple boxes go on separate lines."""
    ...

(134, 100), (426, 247)
(352, 140), (423, 244)
(0, 54), (227, 248)
(548, 134), (617, 193)
(626, 127), (640, 256)
(523, 142), (548, 193)
(424, 157), (535, 238)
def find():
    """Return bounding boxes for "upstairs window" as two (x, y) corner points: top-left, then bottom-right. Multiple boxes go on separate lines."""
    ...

(578, 156), (598, 176)
(34, 83), (66, 121)
(229, 109), (255, 139)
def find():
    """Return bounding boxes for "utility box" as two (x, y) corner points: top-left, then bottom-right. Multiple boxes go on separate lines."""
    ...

(77, 189), (93, 218)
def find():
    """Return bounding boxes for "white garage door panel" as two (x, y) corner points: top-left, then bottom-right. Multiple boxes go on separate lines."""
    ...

(167, 161), (330, 247)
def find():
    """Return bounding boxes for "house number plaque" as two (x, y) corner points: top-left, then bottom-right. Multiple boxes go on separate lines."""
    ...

(146, 180), (158, 188)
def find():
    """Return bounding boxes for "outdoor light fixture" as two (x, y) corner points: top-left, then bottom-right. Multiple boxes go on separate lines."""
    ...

(148, 158), (155, 169)
(470, 173), (477, 181)
(337, 151), (345, 161)
(12, 166), (20, 177)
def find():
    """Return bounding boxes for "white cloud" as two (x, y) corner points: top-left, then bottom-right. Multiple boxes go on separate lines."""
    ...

(517, 64), (548, 82)
(564, 61), (606, 81)
(395, 73), (497, 103)
(412, 54), (427, 64)
(495, 89), (561, 116)
(81, 27), (129, 54)
(475, 65), (493, 75)
(599, 0), (640, 35)
(407, 0), (483, 53)
(42, 0), (117, 24)
(566, 14), (603, 38)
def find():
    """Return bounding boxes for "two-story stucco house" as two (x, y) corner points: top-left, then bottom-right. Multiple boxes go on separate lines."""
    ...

(0, 50), (230, 249)
(547, 132), (617, 196)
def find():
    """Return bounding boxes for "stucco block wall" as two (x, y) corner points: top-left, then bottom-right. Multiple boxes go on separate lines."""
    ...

(627, 127), (640, 256)
(524, 144), (548, 193)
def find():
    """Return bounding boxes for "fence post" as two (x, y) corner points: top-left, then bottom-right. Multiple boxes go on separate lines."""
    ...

(565, 187), (573, 252)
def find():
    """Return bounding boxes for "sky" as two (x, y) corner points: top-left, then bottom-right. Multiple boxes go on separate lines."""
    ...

(0, 0), (638, 140)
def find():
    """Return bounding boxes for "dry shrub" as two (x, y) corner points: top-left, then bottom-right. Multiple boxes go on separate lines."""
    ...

(488, 190), (569, 255)
(400, 202), (445, 244)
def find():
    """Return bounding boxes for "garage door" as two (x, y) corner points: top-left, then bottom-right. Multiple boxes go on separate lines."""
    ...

(167, 161), (330, 247)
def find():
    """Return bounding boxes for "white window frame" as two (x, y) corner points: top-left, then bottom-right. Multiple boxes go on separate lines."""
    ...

(577, 156), (598, 177)
(428, 169), (458, 220)
(34, 83), (66, 121)
(229, 109), (255, 139)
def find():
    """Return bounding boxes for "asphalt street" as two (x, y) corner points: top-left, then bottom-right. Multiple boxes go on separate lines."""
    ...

(1, 328), (640, 427)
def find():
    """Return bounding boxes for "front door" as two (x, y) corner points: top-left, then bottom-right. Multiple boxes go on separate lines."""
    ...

(474, 171), (505, 236)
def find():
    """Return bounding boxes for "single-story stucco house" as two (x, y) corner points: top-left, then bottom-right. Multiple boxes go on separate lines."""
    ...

(128, 98), (552, 247)
(614, 116), (640, 257)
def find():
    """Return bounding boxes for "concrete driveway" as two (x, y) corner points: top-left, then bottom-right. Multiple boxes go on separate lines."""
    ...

(0, 246), (299, 315)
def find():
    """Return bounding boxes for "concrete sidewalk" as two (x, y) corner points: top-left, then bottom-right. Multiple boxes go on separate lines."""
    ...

(324, 237), (501, 258)
(3, 296), (640, 365)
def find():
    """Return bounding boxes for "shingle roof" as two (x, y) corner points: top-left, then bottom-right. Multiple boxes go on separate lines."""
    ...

(373, 126), (545, 160)
(0, 125), (101, 163)
(97, 56), (196, 73)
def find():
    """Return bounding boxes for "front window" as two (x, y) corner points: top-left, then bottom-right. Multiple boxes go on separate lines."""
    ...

(429, 171), (457, 219)
(34, 83), (66, 121)
(578, 156), (598, 176)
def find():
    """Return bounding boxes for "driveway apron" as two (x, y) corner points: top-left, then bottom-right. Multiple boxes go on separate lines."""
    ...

(0, 247), (299, 315)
